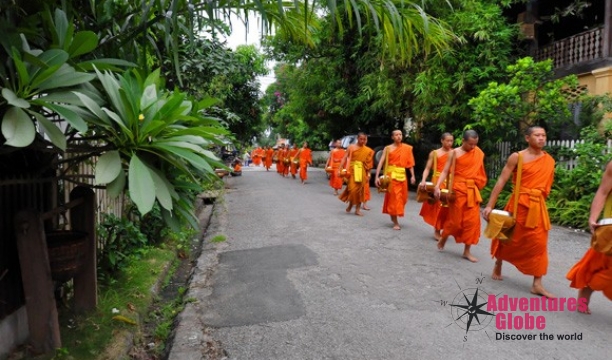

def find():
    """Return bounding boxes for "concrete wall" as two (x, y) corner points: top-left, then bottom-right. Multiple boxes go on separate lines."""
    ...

(0, 306), (28, 359)
(311, 151), (329, 166)
(578, 66), (612, 94)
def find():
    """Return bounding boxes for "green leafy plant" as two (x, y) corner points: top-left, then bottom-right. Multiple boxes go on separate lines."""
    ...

(468, 57), (579, 146)
(96, 213), (149, 280)
(0, 9), (133, 150)
(87, 68), (228, 227)
(546, 126), (609, 229)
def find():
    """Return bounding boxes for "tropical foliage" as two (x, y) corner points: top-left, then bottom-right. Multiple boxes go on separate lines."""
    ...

(468, 57), (580, 145)
(262, 0), (518, 144)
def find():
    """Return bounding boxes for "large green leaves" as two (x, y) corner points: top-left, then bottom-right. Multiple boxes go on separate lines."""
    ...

(1, 107), (35, 147)
(128, 154), (156, 215)
(83, 69), (228, 218)
(95, 151), (123, 185)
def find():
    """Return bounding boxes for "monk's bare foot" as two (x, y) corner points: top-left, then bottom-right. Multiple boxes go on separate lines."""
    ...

(346, 205), (352, 213)
(362, 205), (371, 211)
(433, 231), (441, 241)
(462, 252), (479, 263)
(437, 237), (448, 251)
(577, 287), (593, 314)
(334, 191), (339, 195)
(531, 285), (555, 299)
(393, 224), (401, 230)
(492, 261), (503, 280)
(355, 211), (363, 216)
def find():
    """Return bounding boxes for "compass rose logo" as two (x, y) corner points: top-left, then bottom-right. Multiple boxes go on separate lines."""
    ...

(450, 287), (495, 333)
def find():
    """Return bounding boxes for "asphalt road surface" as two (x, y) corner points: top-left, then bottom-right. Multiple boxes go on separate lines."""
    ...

(178, 165), (610, 360)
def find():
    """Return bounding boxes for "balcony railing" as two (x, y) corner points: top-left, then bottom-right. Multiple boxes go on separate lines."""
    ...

(534, 26), (604, 69)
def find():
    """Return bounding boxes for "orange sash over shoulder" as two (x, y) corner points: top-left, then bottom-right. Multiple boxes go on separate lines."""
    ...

(492, 152), (554, 277)
(339, 146), (373, 205)
(443, 147), (487, 245)
(382, 144), (415, 217)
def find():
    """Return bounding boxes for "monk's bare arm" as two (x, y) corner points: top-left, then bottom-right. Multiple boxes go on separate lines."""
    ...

(483, 152), (519, 220)
(339, 145), (354, 173)
(325, 150), (333, 168)
(434, 150), (454, 194)
(420, 151), (434, 188)
(375, 146), (389, 186)
(589, 161), (612, 231)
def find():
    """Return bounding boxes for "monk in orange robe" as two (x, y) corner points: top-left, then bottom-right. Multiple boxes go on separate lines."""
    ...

(339, 133), (374, 216)
(362, 136), (373, 211)
(299, 142), (313, 184)
(483, 126), (555, 298)
(375, 130), (416, 230)
(281, 145), (291, 177)
(276, 144), (287, 175)
(566, 159), (612, 314)
(230, 160), (242, 176)
(251, 147), (263, 166)
(434, 130), (487, 262)
(326, 139), (345, 195)
(264, 146), (274, 171)
(288, 144), (300, 179)
(419, 133), (454, 240)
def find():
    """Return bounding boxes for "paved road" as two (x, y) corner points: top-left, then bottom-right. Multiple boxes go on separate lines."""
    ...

(170, 165), (610, 360)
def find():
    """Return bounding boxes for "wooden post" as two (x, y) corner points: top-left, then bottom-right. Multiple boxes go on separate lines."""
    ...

(70, 186), (97, 311)
(14, 210), (61, 354)
(604, 0), (612, 58)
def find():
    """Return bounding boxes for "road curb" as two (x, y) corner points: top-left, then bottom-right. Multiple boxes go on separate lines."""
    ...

(166, 193), (228, 360)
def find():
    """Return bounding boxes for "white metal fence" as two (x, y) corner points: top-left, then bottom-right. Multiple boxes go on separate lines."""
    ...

(489, 139), (612, 178)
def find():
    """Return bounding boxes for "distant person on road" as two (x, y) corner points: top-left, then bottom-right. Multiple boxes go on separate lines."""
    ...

(434, 130), (487, 262)
(252, 146), (263, 167)
(277, 144), (287, 176)
(419, 133), (454, 240)
(230, 160), (242, 177)
(566, 159), (612, 314)
(299, 142), (313, 184)
(483, 126), (555, 298)
(375, 130), (416, 230)
(289, 144), (300, 179)
(362, 135), (372, 211)
(281, 144), (291, 177)
(264, 146), (274, 171)
(242, 150), (251, 167)
(326, 139), (346, 195)
(339, 133), (374, 216)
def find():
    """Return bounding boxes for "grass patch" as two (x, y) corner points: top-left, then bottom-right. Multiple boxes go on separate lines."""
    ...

(55, 247), (176, 359)
(210, 234), (226, 243)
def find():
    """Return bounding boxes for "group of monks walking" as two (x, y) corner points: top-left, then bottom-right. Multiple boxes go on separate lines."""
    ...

(249, 143), (313, 184)
(326, 128), (611, 315)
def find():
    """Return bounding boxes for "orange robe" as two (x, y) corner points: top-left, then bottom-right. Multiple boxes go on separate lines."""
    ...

(273, 150), (281, 173)
(419, 151), (449, 230)
(567, 187), (612, 300)
(444, 147), (487, 245)
(289, 148), (300, 177)
(265, 149), (274, 170)
(339, 146), (374, 206)
(382, 144), (415, 217)
(364, 176), (371, 202)
(567, 249), (612, 301)
(299, 148), (312, 181)
(252, 148), (262, 166)
(282, 149), (290, 176)
(491, 153), (554, 276)
(277, 149), (287, 175)
(329, 149), (346, 190)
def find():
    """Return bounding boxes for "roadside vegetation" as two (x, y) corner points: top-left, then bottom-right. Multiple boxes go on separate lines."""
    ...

(1, 0), (611, 357)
